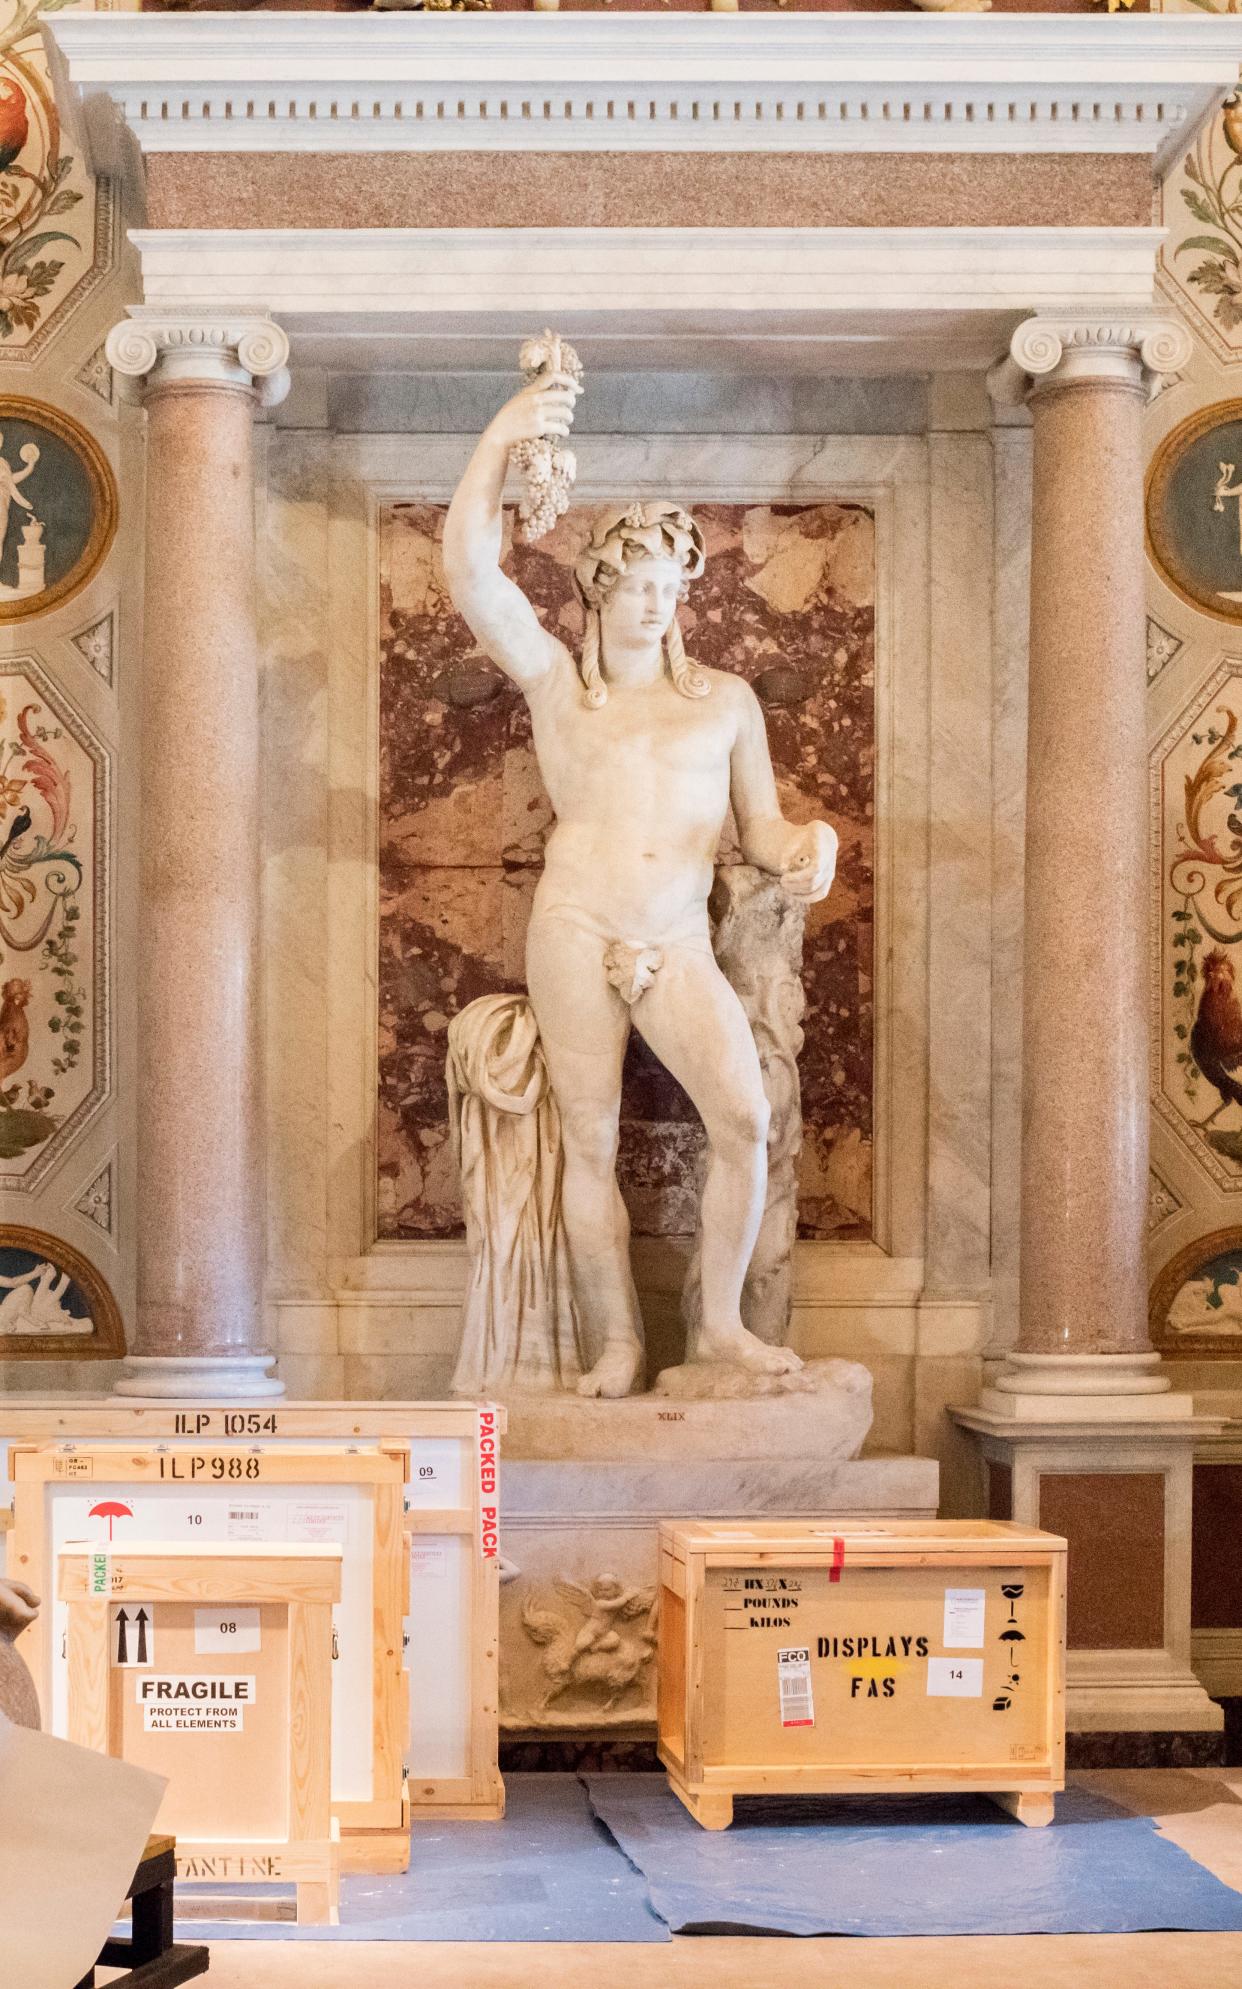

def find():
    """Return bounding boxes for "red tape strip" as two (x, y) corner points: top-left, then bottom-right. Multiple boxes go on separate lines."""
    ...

(829, 1536), (845, 1583)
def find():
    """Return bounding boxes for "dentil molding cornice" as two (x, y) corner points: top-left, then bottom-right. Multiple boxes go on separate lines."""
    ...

(45, 15), (1242, 166)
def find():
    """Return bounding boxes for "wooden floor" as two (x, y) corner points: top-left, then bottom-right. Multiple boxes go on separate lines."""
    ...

(102, 1769), (1242, 1989)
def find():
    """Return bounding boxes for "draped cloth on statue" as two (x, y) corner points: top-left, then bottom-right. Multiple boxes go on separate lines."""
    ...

(447, 992), (586, 1395)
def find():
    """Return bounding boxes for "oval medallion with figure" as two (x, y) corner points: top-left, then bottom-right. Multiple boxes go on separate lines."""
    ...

(0, 396), (115, 623)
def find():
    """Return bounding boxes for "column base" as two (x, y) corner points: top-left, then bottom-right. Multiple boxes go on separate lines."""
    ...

(113, 1355), (285, 1400)
(984, 1351), (1192, 1420)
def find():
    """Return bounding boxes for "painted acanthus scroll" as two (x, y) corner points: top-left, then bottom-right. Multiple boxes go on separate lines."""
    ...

(1168, 707), (1242, 1135)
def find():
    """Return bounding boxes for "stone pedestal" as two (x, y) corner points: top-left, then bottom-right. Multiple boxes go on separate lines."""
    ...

(954, 1405), (1225, 1749)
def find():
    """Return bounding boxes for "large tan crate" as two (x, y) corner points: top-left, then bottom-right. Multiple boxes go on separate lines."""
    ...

(658, 1518), (1066, 1830)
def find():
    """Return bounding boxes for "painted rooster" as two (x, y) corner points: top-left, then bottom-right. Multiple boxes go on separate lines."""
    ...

(0, 976), (30, 1091)
(1192, 949), (1242, 1127)
(0, 79), (28, 179)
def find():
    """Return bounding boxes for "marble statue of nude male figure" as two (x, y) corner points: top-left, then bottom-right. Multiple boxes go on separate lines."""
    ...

(443, 372), (838, 1399)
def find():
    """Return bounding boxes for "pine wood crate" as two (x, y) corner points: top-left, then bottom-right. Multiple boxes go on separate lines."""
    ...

(59, 1542), (342, 1925)
(1, 1401), (504, 1824)
(10, 1440), (410, 1870)
(658, 1518), (1067, 1831)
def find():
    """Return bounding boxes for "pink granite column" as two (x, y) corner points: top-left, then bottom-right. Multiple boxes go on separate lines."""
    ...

(995, 317), (1191, 1401)
(106, 311), (290, 1399)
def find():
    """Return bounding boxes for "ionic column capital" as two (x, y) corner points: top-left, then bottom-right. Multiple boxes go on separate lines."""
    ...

(105, 306), (291, 409)
(988, 313), (1193, 408)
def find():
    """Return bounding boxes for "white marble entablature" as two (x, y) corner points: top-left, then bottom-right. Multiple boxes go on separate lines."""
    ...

(122, 225), (1166, 381)
(105, 307), (292, 407)
(44, 15), (1242, 164)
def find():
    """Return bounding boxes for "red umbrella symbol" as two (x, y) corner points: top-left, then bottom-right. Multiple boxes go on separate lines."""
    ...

(89, 1500), (133, 1541)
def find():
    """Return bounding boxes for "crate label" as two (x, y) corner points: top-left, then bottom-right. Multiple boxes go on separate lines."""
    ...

(411, 1541), (449, 1583)
(112, 1604), (154, 1667)
(777, 1647), (814, 1728)
(138, 1674), (254, 1732)
(195, 1607), (261, 1655)
(477, 1406), (499, 1561)
(157, 1454), (265, 1483)
(89, 1549), (109, 1595)
(289, 1500), (346, 1544)
(942, 1588), (986, 1649)
(927, 1657), (983, 1698)
(227, 1502), (278, 1542)
(173, 1411), (282, 1438)
(54, 1454), (93, 1479)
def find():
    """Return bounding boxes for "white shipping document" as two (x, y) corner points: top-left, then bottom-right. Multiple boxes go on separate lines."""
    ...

(410, 1542), (449, 1583)
(227, 1501), (278, 1542)
(289, 1500), (348, 1544)
(927, 1657), (984, 1698)
(942, 1588), (986, 1649)
(195, 1605), (261, 1654)
(0, 1719), (165, 1989)
(777, 1646), (815, 1728)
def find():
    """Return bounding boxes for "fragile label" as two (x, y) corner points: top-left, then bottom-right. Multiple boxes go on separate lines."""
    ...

(927, 1657), (983, 1698)
(943, 1588), (986, 1650)
(138, 1674), (254, 1732)
(195, 1607), (261, 1655)
(777, 1646), (815, 1728)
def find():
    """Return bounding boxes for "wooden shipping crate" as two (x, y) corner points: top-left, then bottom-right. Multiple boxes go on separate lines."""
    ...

(0, 1399), (503, 1824)
(59, 1541), (342, 1925)
(10, 1440), (410, 1868)
(658, 1518), (1066, 1831)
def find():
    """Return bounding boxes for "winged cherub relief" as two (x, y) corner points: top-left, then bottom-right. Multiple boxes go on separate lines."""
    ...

(521, 1575), (657, 1713)
(442, 367), (838, 1400)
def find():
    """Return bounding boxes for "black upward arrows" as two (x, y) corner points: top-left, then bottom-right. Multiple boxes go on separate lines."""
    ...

(114, 1607), (151, 1665)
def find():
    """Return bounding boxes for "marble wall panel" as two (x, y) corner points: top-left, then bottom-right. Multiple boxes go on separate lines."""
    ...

(377, 497), (875, 1243)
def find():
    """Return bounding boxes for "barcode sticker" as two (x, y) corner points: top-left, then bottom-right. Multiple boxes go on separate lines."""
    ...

(777, 1646), (814, 1729)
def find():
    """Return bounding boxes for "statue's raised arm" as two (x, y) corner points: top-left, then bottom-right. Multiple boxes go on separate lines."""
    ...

(442, 371), (582, 689)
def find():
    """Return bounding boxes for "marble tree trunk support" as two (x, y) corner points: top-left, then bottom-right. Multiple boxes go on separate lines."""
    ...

(683, 864), (806, 1355)
(105, 310), (291, 1400)
(992, 316), (1192, 1403)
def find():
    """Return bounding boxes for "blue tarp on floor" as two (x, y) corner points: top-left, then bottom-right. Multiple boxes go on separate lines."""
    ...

(173, 1773), (1242, 1943)
(584, 1776), (1242, 1938)
(174, 1774), (669, 1943)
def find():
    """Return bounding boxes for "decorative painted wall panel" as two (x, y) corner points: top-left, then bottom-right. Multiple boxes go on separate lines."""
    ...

(377, 499), (875, 1243)
(0, 9), (114, 363)
(1160, 100), (1242, 367)
(0, 652), (105, 1190)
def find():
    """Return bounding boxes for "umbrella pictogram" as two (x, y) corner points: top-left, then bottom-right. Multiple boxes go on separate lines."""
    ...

(89, 1500), (133, 1541)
